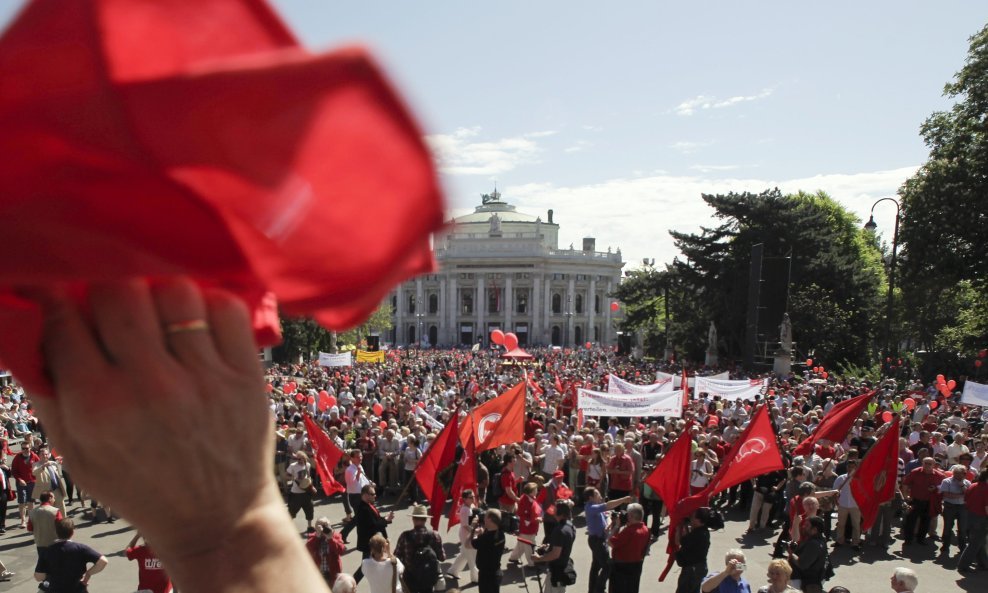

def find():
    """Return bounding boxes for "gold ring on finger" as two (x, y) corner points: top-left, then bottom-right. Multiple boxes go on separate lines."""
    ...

(164, 319), (210, 335)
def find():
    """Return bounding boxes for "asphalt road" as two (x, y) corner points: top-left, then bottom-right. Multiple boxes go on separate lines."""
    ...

(0, 493), (984, 592)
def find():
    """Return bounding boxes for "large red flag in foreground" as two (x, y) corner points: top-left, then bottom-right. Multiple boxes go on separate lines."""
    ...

(416, 410), (460, 531)
(459, 382), (526, 451)
(794, 391), (874, 455)
(851, 417), (900, 531)
(643, 420), (695, 581)
(447, 432), (478, 531)
(0, 0), (444, 395)
(303, 415), (345, 496)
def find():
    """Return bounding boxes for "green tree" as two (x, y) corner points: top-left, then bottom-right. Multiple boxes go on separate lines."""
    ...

(899, 23), (988, 360)
(336, 302), (395, 346)
(668, 189), (885, 366)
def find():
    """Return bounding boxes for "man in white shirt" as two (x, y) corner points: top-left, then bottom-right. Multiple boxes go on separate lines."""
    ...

(540, 434), (566, 478)
(832, 461), (862, 548)
(946, 433), (970, 466)
(938, 464), (971, 556)
(340, 450), (371, 542)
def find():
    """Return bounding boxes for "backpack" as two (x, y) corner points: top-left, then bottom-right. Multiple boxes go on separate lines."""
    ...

(491, 470), (506, 498)
(402, 532), (439, 592)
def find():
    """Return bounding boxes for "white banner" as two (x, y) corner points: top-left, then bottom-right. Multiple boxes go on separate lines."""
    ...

(415, 406), (445, 430)
(655, 370), (729, 388)
(607, 373), (673, 394)
(693, 377), (768, 401)
(961, 380), (988, 407)
(318, 351), (352, 367)
(578, 388), (683, 418)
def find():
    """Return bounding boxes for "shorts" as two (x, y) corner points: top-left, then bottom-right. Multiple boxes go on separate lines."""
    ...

(16, 482), (33, 505)
(287, 491), (314, 520)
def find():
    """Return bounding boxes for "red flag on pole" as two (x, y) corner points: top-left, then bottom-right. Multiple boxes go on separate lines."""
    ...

(447, 431), (478, 531)
(681, 369), (690, 409)
(851, 417), (900, 531)
(644, 420), (695, 581)
(459, 382), (526, 451)
(303, 415), (345, 495)
(794, 391), (875, 456)
(416, 409), (460, 530)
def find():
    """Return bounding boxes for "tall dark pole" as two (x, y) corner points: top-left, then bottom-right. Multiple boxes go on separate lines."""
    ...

(864, 198), (901, 373)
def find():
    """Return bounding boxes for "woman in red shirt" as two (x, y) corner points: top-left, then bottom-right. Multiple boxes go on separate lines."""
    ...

(508, 482), (542, 567)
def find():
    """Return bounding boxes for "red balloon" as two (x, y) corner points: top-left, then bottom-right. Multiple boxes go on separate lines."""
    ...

(930, 400), (939, 410)
(372, 403), (384, 416)
(295, 393), (305, 403)
(980, 349), (988, 358)
(379, 420), (388, 430)
(947, 379), (957, 391)
(319, 389), (329, 398)
(491, 329), (505, 345)
(977, 360), (983, 368)
(307, 396), (315, 405)
(265, 384), (274, 393)
(903, 397), (915, 411)
(284, 383), (296, 395)
(317, 397), (330, 412)
(821, 371), (828, 379)
(585, 341), (592, 349)
(610, 302), (619, 312)
(940, 385), (951, 397)
(416, 401), (426, 409)
(504, 332), (519, 350)
(936, 374), (946, 384)
(325, 395), (337, 408)
(805, 358), (813, 366)
(881, 410), (893, 422)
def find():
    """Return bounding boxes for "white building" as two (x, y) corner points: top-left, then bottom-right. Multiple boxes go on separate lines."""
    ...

(389, 190), (624, 347)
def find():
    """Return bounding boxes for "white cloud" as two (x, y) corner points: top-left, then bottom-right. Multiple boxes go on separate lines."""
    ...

(671, 140), (713, 154)
(425, 127), (549, 175)
(495, 166), (917, 271)
(689, 164), (742, 173)
(563, 140), (593, 153)
(675, 88), (774, 116)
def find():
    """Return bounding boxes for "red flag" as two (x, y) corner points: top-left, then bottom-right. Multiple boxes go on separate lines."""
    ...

(0, 0), (444, 395)
(525, 370), (544, 398)
(794, 391), (875, 455)
(644, 420), (695, 581)
(303, 415), (345, 495)
(416, 409), (460, 530)
(703, 404), (783, 495)
(851, 417), (900, 531)
(681, 369), (690, 409)
(447, 431), (478, 531)
(459, 382), (526, 451)
(554, 373), (564, 394)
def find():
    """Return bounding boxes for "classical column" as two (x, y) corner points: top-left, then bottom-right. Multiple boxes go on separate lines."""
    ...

(604, 278), (614, 343)
(543, 277), (552, 343)
(476, 275), (485, 344)
(395, 283), (405, 345)
(415, 278), (424, 346)
(567, 277), (575, 347)
(588, 277), (597, 343)
(504, 275), (513, 332)
(532, 274), (542, 345)
(448, 275), (458, 345)
(439, 276), (446, 347)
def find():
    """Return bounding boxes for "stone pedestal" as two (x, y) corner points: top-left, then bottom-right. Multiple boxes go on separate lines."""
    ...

(705, 350), (718, 367)
(773, 352), (792, 375)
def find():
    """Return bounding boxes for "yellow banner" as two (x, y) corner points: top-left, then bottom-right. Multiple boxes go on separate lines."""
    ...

(355, 350), (384, 363)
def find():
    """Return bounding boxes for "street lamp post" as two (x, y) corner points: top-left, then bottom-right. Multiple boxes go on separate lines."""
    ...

(415, 312), (425, 348)
(863, 197), (901, 373)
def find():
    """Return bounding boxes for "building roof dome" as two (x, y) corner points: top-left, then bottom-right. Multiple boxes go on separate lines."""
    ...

(448, 189), (546, 225)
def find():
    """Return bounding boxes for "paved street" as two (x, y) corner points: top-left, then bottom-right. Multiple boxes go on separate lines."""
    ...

(1, 494), (983, 592)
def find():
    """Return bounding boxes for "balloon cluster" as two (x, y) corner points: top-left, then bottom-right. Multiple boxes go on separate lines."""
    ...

(490, 329), (519, 350)
(935, 374), (956, 397)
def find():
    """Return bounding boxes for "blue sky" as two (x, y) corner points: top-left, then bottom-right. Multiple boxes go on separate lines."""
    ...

(3, 1), (986, 268)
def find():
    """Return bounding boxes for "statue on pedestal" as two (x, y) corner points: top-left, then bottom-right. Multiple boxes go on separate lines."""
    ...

(779, 313), (793, 354)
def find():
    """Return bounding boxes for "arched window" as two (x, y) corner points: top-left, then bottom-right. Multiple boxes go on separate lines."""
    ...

(408, 325), (416, 345)
(408, 294), (416, 314)
(575, 294), (584, 314)
(429, 293), (438, 313)
(552, 293), (562, 314)
(428, 325), (438, 347)
(574, 325), (583, 345)
(391, 294), (398, 310)
(516, 291), (528, 314)
(594, 294), (600, 314)
(551, 326), (561, 345)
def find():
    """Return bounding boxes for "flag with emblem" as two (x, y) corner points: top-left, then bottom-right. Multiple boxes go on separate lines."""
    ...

(415, 408), (460, 530)
(459, 381), (525, 451)
(850, 416), (900, 531)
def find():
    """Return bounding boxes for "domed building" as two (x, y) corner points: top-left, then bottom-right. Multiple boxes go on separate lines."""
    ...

(388, 189), (624, 347)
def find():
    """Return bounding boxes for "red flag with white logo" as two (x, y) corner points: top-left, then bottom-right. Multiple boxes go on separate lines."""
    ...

(696, 404), (783, 496)
(794, 391), (875, 456)
(459, 381), (526, 451)
(447, 431), (478, 531)
(850, 417), (900, 531)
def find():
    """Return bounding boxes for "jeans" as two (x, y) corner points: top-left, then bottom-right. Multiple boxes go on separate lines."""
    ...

(587, 535), (610, 593)
(942, 503), (968, 551)
(958, 513), (988, 570)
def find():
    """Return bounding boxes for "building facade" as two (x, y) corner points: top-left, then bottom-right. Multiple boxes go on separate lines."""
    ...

(389, 191), (624, 348)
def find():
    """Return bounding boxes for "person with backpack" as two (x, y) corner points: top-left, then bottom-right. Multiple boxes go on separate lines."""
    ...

(394, 505), (445, 593)
(789, 516), (829, 593)
(471, 508), (507, 593)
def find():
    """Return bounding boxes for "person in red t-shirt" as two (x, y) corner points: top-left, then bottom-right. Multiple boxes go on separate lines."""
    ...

(901, 457), (945, 545)
(608, 503), (650, 593)
(524, 412), (544, 442)
(10, 441), (39, 528)
(607, 443), (634, 503)
(126, 533), (173, 593)
(958, 467), (988, 573)
(498, 453), (520, 512)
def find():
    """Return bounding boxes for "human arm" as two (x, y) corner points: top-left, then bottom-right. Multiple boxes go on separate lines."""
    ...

(28, 279), (332, 593)
(81, 555), (109, 585)
(605, 496), (633, 511)
(535, 545), (562, 563)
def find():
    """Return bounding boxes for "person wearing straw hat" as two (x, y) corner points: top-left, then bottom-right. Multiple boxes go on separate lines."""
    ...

(394, 504), (445, 593)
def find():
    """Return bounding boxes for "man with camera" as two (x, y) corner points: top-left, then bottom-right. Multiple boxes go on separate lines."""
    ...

(470, 508), (507, 593)
(534, 499), (577, 593)
(583, 487), (633, 593)
(607, 503), (650, 593)
(305, 517), (345, 587)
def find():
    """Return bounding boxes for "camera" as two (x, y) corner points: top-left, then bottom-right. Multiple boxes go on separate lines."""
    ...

(735, 563), (746, 572)
(611, 510), (627, 527)
(501, 511), (521, 534)
(469, 507), (485, 525)
(320, 525), (332, 534)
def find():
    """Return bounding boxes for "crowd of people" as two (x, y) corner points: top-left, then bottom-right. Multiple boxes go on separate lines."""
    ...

(3, 336), (986, 591)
